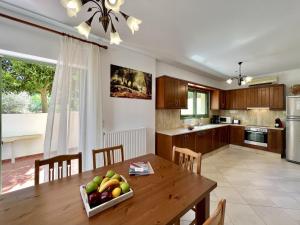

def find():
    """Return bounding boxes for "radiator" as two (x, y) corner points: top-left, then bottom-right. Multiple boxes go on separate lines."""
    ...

(103, 127), (147, 161)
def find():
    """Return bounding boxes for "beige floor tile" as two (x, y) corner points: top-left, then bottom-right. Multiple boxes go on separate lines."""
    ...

(252, 206), (299, 225)
(227, 202), (265, 225)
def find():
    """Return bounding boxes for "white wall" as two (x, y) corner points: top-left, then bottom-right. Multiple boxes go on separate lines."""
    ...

(156, 61), (223, 89)
(101, 47), (156, 154)
(0, 16), (60, 60)
(2, 113), (47, 160)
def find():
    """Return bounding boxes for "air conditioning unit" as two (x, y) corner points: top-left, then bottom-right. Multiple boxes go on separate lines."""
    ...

(248, 76), (278, 86)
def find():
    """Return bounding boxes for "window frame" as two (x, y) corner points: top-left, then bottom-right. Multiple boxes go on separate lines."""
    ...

(180, 88), (209, 119)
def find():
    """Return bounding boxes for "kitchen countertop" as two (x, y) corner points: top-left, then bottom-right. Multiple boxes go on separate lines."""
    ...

(156, 124), (284, 136)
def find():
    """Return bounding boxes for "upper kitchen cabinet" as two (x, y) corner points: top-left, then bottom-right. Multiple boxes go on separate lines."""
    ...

(269, 84), (285, 110)
(257, 87), (270, 107)
(222, 84), (285, 110)
(210, 90), (226, 110)
(156, 76), (188, 109)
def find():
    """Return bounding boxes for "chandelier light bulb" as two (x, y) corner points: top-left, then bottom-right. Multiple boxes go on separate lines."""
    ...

(241, 80), (246, 86)
(105, 0), (124, 12)
(61, 0), (82, 17)
(226, 78), (233, 84)
(110, 31), (122, 45)
(75, 21), (91, 39)
(127, 16), (142, 34)
(245, 76), (253, 83)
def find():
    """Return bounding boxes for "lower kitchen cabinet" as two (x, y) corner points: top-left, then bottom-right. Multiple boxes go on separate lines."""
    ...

(268, 129), (285, 155)
(195, 130), (213, 154)
(156, 126), (230, 161)
(229, 126), (244, 146)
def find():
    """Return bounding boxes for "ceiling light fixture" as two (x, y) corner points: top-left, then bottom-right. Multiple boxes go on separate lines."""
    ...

(226, 62), (252, 86)
(61, 0), (142, 44)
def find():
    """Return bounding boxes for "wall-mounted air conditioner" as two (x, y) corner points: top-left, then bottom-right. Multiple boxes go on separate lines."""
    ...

(248, 76), (278, 86)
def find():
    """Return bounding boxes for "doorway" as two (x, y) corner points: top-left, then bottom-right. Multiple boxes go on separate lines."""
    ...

(0, 53), (55, 193)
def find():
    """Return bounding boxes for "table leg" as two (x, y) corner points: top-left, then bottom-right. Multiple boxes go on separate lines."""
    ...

(195, 194), (210, 225)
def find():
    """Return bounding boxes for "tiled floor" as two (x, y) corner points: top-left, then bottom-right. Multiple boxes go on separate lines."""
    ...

(181, 146), (300, 225)
(1, 154), (43, 193)
(1, 154), (79, 194)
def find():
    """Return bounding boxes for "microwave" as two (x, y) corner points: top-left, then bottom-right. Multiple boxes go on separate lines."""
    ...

(220, 116), (232, 124)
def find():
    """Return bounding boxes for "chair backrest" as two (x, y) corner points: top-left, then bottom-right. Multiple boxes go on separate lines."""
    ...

(92, 145), (124, 170)
(203, 199), (226, 225)
(34, 152), (82, 185)
(172, 146), (202, 175)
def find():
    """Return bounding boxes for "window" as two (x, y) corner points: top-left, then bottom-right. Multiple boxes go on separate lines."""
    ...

(181, 89), (209, 118)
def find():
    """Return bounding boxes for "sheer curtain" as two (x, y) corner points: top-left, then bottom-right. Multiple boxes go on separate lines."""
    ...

(44, 36), (103, 171)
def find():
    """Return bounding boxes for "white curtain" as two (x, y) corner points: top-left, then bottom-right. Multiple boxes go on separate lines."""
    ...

(44, 36), (103, 171)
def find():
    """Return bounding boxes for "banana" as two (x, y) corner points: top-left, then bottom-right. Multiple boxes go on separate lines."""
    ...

(100, 177), (110, 187)
(98, 179), (120, 193)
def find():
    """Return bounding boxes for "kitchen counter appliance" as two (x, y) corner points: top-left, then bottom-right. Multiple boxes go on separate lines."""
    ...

(286, 96), (300, 163)
(244, 126), (268, 147)
(220, 116), (232, 124)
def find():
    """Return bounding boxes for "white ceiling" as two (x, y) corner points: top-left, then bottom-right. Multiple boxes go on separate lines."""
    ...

(2, 0), (300, 79)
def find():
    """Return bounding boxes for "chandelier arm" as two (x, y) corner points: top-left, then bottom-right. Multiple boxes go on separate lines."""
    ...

(89, 0), (104, 15)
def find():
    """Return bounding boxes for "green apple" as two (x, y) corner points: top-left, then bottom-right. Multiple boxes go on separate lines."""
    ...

(86, 181), (98, 194)
(120, 182), (130, 194)
(106, 170), (115, 178)
(93, 176), (103, 186)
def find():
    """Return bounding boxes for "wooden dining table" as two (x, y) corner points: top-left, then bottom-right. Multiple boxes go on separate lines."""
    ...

(0, 154), (217, 225)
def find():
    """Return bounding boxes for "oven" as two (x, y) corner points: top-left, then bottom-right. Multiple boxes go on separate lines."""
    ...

(244, 127), (268, 147)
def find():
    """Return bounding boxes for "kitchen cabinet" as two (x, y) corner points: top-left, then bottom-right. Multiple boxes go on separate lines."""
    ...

(156, 126), (230, 161)
(223, 84), (285, 110)
(268, 129), (285, 154)
(247, 87), (259, 108)
(174, 133), (196, 151)
(195, 130), (213, 154)
(258, 87), (270, 107)
(220, 91), (227, 110)
(156, 76), (188, 109)
(210, 90), (227, 110)
(229, 126), (245, 146)
(270, 85), (285, 110)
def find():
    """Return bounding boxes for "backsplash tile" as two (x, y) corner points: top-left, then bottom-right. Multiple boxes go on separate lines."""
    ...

(156, 109), (211, 130)
(156, 109), (286, 130)
(219, 110), (286, 127)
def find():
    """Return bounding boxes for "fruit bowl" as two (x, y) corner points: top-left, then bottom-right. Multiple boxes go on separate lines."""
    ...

(80, 172), (133, 217)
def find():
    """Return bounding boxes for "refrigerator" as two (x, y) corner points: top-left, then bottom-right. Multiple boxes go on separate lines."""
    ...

(286, 96), (300, 163)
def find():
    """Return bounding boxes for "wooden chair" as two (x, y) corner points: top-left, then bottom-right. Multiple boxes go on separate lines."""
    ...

(34, 152), (82, 185)
(203, 199), (226, 225)
(172, 146), (202, 175)
(172, 146), (202, 225)
(92, 145), (124, 170)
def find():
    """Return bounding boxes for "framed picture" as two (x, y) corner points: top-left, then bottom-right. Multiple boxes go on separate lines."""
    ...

(110, 64), (152, 100)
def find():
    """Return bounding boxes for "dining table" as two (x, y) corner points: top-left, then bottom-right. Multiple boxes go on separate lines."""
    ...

(0, 154), (217, 225)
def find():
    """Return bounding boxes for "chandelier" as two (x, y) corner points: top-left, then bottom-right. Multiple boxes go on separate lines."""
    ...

(61, 0), (142, 45)
(226, 62), (253, 86)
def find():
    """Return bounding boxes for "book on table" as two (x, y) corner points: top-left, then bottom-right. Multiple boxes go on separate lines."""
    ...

(129, 161), (154, 176)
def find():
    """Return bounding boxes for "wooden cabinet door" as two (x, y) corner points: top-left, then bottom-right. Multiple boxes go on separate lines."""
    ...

(270, 85), (285, 110)
(268, 129), (284, 154)
(229, 126), (245, 146)
(210, 90), (220, 110)
(211, 128), (220, 150)
(225, 91), (231, 110)
(247, 88), (258, 108)
(174, 133), (195, 151)
(219, 126), (229, 147)
(195, 130), (212, 154)
(163, 77), (176, 108)
(237, 89), (247, 109)
(220, 91), (227, 110)
(178, 80), (188, 109)
(258, 87), (270, 107)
